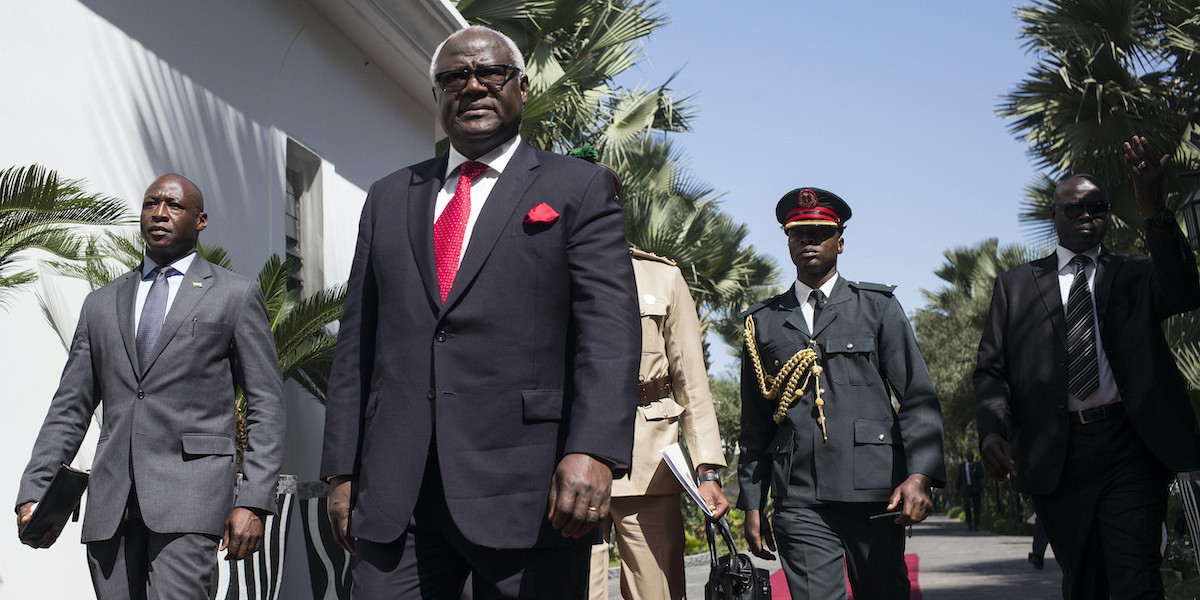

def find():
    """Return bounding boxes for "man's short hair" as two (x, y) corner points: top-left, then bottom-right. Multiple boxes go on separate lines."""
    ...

(429, 26), (526, 85)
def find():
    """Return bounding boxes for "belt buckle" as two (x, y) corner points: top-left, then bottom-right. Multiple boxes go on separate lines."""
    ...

(1077, 406), (1101, 425)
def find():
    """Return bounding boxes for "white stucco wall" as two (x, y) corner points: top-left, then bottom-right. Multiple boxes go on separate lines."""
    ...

(0, 0), (458, 596)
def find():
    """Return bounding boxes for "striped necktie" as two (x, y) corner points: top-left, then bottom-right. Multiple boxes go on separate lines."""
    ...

(1066, 254), (1100, 400)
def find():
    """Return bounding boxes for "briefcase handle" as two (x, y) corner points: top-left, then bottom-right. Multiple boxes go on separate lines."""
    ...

(705, 516), (739, 565)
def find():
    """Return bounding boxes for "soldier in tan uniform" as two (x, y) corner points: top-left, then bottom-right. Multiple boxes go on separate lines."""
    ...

(587, 247), (730, 600)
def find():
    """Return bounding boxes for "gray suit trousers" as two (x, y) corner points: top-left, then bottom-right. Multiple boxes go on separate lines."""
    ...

(87, 494), (220, 600)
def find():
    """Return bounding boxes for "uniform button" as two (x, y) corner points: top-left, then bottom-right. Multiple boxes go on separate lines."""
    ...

(137, 390), (144, 399)
(774, 359), (780, 367)
(427, 390), (436, 400)
(435, 331), (447, 342)
(846, 343), (854, 350)
(877, 434), (885, 441)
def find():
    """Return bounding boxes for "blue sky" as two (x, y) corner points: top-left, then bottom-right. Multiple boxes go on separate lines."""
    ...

(614, 1), (1045, 371)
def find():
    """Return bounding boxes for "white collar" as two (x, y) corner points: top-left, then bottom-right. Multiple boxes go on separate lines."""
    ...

(142, 251), (197, 279)
(1055, 244), (1101, 272)
(445, 135), (521, 179)
(794, 273), (839, 305)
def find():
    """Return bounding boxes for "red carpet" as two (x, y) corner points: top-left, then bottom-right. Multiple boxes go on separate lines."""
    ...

(769, 554), (921, 599)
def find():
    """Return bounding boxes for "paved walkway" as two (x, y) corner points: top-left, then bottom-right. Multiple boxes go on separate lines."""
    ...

(606, 515), (1062, 598)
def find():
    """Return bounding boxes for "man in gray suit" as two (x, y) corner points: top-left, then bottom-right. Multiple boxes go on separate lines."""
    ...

(15, 174), (285, 599)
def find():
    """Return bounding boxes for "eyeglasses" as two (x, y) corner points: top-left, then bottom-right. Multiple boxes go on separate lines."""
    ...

(1057, 201), (1110, 219)
(434, 64), (521, 93)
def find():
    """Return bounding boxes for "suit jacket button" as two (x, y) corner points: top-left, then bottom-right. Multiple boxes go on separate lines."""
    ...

(846, 343), (854, 350)
(878, 433), (885, 441)
(435, 331), (447, 342)
(427, 390), (436, 400)
(137, 390), (144, 399)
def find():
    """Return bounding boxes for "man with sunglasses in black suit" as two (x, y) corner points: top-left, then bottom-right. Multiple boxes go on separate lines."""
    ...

(975, 135), (1200, 599)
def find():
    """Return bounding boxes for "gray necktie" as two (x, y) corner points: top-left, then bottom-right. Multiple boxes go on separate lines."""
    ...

(136, 266), (176, 371)
(1066, 255), (1100, 400)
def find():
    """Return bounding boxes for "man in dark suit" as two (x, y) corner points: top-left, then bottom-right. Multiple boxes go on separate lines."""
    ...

(975, 136), (1200, 599)
(739, 187), (946, 599)
(319, 26), (640, 598)
(16, 174), (285, 599)
(957, 458), (984, 531)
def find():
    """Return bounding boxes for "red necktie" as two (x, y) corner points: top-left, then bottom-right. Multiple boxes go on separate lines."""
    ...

(434, 161), (487, 303)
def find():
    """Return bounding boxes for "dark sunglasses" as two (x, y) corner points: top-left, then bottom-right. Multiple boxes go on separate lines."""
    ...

(434, 64), (521, 93)
(1057, 201), (1110, 219)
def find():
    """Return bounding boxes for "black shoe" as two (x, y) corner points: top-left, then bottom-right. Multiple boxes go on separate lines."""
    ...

(1028, 552), (1044, 570)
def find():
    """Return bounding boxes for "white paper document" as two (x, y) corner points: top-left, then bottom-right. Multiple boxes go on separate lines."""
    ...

(660, 442), (714, 517)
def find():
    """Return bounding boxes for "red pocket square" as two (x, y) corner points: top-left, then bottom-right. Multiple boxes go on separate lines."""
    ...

(524, 202), (560, 224)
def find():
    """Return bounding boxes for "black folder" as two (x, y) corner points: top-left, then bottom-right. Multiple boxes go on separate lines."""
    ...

(20, 463), (88, 543)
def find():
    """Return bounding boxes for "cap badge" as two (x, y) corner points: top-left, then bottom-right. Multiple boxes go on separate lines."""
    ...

(798, 188), (819, 209)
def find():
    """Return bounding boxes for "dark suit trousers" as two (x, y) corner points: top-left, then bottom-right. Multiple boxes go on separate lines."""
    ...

(352, 451), (591, 599)
(1032, 407), (1171, 600)
(772, 503), (909, 600)
(86, 492), (220, 600)
(962, 492), (982, 530)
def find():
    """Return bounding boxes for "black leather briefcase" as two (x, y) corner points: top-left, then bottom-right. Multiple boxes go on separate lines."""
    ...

(704, 517), (771, 600)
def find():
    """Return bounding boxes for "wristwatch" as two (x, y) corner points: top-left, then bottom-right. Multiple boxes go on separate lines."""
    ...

(698, 471), (722, 486)
(1145, 208), (1177, 229)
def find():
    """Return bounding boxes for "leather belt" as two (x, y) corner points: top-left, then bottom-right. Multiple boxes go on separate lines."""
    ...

(1072, 402), (1124, 425)
(637, 375), (673, 406)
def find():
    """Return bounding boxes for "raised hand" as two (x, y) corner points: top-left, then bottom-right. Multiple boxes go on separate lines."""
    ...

(1122, 135), (1169, 217)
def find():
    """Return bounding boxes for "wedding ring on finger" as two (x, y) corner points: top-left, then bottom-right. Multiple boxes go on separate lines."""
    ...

(587, 506), (598, 512)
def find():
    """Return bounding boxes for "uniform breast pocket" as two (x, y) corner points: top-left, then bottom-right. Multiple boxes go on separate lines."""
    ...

(822, 333), (876, 386)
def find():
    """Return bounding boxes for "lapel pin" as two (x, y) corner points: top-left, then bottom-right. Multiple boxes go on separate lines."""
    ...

(193, 282), (203, 288)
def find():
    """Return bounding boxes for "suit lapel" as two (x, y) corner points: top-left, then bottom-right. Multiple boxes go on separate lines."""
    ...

(442, 142), (540, 311)
(408, 156), (448, 309)
(810, 278), (847, 339)
(778, 285), (808, 340)
(115, 268), (142, 376)
(1031, 253), (1067, 346)
(141, 255), (215, 376)
(1094, 249), (1117, 331)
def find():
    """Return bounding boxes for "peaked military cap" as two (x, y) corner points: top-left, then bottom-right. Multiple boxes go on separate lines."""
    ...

(775, 187), (852, 230)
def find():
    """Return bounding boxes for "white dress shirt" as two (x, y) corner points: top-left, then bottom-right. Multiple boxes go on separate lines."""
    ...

(1055, 244), (1121, 411)
(435, 135), (522, 270)
(134, 251), (196, 334)
(793, 274), (839, 334)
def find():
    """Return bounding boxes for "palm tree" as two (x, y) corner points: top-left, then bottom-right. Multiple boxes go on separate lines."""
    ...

(999, 0), (1200, 246)
(0, 165), (130, 308)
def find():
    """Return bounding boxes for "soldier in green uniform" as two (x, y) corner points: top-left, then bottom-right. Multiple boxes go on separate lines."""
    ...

(737, 187), (946, 599)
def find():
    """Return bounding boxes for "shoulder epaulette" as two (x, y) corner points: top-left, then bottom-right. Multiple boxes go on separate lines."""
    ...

(848, 280), (898, 296)
(738, 297), (775, 319)
(629, 247), (676, 266)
